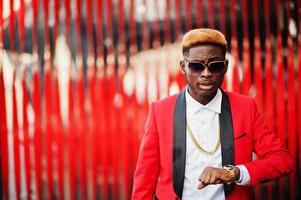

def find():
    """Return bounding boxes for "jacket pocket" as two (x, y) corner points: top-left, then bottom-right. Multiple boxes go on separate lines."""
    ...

(234, 132), (247, 140)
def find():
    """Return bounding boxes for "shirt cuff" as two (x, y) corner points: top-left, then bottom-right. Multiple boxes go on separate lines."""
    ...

(235, 165), (250, 186)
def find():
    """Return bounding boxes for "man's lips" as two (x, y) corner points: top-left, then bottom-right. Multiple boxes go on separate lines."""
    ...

(198, 82), (214, 90)
(199, 82), (213, 86)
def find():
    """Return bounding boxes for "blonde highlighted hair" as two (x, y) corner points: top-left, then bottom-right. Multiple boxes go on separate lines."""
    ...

(182, 28), (227, 56)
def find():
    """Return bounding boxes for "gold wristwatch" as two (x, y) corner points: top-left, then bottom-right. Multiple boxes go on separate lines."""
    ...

(223, 165), (236, 184)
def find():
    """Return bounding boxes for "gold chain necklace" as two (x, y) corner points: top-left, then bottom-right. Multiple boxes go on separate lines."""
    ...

(187, 117), (221, 156)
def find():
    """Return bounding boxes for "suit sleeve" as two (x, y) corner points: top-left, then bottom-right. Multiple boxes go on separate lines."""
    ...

(244, 100), (294, 185)
(131, 103), (160, 200)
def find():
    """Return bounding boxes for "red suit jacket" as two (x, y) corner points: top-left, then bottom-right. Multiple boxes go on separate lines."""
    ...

(132, 89), (293, 200)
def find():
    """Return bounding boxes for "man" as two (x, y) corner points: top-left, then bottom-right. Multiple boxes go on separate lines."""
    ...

(131, 28), (293, 200)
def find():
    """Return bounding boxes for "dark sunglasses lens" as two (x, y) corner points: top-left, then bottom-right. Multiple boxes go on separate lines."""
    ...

(209, 62), (225, 73)
(188, 62), (205, 73)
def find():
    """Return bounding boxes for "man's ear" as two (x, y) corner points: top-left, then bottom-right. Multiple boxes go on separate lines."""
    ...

(180, 60), (186, 74)
(224, 59), (229, 74)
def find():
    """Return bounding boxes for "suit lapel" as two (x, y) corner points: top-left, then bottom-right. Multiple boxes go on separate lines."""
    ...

(172, 89), (235, 198)
(172, 90), (186, 199)
(220, 89), (235, 196)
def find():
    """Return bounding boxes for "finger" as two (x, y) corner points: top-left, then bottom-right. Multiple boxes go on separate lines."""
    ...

(209, 170), (219, 183)
(203, 169), (212, 184)
(197, 182), (207, 190)
(199, 169), (207, 183)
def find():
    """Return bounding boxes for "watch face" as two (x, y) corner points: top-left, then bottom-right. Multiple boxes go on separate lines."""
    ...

(224, 165), (235, 169)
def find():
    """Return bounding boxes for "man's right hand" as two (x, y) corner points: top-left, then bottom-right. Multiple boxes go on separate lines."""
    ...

(197, 166), (240, 189)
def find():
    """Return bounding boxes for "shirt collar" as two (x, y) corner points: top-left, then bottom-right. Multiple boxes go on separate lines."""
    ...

(185, 87), (222, 117)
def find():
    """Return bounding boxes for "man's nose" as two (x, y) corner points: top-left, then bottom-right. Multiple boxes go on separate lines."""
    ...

(200, 66), (212, 77)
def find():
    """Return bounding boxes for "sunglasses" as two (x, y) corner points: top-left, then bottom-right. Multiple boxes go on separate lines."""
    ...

(184, 58), (226, 74)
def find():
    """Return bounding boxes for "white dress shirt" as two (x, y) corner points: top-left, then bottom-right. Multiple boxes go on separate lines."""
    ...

(182, 88), (250, 200)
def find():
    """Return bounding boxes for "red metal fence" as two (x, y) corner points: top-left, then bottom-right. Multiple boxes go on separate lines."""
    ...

(0, 0), (300, 199)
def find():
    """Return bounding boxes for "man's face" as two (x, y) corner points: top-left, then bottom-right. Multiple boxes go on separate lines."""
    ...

(180, 44), (228, 104)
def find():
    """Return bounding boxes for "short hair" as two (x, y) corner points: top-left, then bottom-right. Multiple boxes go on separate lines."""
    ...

(182, 28), (227, 56)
